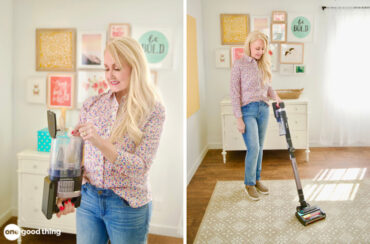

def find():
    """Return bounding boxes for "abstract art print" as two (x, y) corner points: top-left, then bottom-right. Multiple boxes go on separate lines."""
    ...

(220, 14), (249, 45)
(251, 16), (270, 40)
(36, 28), (76, 71)
(77, 31), (106, 69)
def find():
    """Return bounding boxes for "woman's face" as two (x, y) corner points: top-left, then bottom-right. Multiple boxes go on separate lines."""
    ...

(250, 39), (265, 60)
(104, 51), (132, 97)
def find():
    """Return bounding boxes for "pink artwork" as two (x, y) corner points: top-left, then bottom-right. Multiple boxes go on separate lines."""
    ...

(231, 47), (245, 66)
(47, 74), (74, 109)
(108, 23), (131, 40)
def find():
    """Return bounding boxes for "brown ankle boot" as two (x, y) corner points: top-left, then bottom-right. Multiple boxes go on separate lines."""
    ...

(244, 185), (260, 201)
(256, 181), (269, 195)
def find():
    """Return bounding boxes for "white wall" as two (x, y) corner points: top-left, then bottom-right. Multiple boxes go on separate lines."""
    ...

(201, 0), (367, 148)
(0, 0), (14, 227)
(187, 0), (208, 184)
(11, 0), (183, 237)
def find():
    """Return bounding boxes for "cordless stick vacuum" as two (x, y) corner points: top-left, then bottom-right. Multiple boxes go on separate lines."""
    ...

(42, 110), (84, 219)
(272, 102), (326, 226)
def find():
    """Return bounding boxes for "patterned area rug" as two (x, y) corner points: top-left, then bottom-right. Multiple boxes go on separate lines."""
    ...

(194, 179), (370, 244)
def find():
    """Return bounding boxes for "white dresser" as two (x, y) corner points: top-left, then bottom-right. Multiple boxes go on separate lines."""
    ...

(17, 150), (76, 243)
(220, 97), (310, 163)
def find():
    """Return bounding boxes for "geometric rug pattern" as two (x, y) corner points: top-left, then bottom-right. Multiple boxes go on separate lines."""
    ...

(194, 178), (370, 244)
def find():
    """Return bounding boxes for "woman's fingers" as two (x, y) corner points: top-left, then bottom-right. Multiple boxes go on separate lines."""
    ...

(56, 199), (75, 218)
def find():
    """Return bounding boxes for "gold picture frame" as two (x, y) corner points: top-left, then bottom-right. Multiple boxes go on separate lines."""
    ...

(36, 28), (76, 71)
(108, 23), (131, 40)
(220, 14), (249, 45)
(272, 11), (287, 23)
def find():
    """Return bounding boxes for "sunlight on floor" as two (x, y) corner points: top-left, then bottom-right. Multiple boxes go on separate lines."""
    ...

(312, 168), (367, 181)
(294, 168), (366, 202)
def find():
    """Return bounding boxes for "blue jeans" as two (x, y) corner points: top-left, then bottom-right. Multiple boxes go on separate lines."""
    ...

(241, 101), (269, 186)
(76, 183), (152, 244)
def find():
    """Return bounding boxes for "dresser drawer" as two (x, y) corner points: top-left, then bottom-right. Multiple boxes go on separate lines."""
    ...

(19, 159), (49, 174)
(223, 116), (245, 150)
(286, 104), (307, 114)
(19, 174), (77, 231)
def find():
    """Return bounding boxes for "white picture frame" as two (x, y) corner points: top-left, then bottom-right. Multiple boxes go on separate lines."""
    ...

(280, 43), (304, 64)
(288, 14), (313, 42)
(77, 31), (106, 69)
(280, 64), (295, 75)
(251, 16), (271, 40)
(269, 43), (279, 72)
(27, 77), (46, 104)
(77, 71), (108, 108)
(215, 48), (230, 68)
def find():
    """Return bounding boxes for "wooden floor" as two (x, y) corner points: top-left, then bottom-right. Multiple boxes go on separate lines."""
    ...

(0, 217), (182, 244)
(187, 148), (370, 243)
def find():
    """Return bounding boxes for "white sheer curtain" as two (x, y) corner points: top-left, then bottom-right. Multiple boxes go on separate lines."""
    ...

(319, 9), (370, 146)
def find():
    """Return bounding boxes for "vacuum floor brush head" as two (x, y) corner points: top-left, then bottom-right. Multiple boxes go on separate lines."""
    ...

(296, 206), (326, 226)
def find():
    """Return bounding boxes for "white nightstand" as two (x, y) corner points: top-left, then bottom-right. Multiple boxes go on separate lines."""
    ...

(17, 150), (76, 243)
(220, 97), (310, 163)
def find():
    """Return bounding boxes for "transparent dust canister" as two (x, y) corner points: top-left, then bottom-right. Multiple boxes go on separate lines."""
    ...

(48, 132), (84, 180)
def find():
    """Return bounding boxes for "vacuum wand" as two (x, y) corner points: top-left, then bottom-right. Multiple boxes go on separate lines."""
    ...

(272, 102), (326, 226)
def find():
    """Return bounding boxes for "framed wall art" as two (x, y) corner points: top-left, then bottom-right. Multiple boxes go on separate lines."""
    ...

(230, 46), (245, 66)
(215, 48), (230, 68)
(108, 23), (131, 40)
(269, 43), (279, 72)
(271, 23), (287, 43)
(280, 64), (294, 75)
(36, 28), (76, 71)
(220, 14), (249, 45)
(280, 43), (304, 64)
(133, 27), (174, 70)
(294, 64), (306, 74)
(47, 73), (75, 109)
(272, 11), (287, 23)
(251, 16), (270, 40)
(288, 14), (313, 42)
(77, 31), (106, 69)
(27, 77), (46, 104)
(77, 71), (108, 108)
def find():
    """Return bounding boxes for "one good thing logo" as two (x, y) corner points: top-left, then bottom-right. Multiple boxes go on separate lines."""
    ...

(3, 224), (21, 241)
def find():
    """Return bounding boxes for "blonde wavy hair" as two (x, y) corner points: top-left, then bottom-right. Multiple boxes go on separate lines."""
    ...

(106, 37), (162, 146)
(244, 31), (272, 85)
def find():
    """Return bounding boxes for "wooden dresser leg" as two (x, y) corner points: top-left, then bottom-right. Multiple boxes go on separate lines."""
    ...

(222, 150), (227, 164)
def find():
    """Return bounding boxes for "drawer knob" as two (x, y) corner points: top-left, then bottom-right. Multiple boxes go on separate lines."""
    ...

(34, 186), (38, 190)
(33, 165), (37, 169)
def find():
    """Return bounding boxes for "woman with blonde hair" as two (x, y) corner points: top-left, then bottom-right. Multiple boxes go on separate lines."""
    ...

(230, 31), (281, 201)
(56, 37), (165, 244)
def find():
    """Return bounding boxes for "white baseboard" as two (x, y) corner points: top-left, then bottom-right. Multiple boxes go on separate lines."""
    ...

(207, 143), (222, 149)
(0, 208), (14, 227)
(187, 144), (208, 185)
(149, 223), (182, 238)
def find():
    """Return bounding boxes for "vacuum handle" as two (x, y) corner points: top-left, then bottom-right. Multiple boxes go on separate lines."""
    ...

(55, 197), (81, 213)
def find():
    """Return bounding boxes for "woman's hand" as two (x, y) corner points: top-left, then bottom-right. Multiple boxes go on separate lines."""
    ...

(56, 198), (75, 218)
(276, 94), (283, 108)
(237, 117), (245, 134)
(73, 123), (103, 148)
